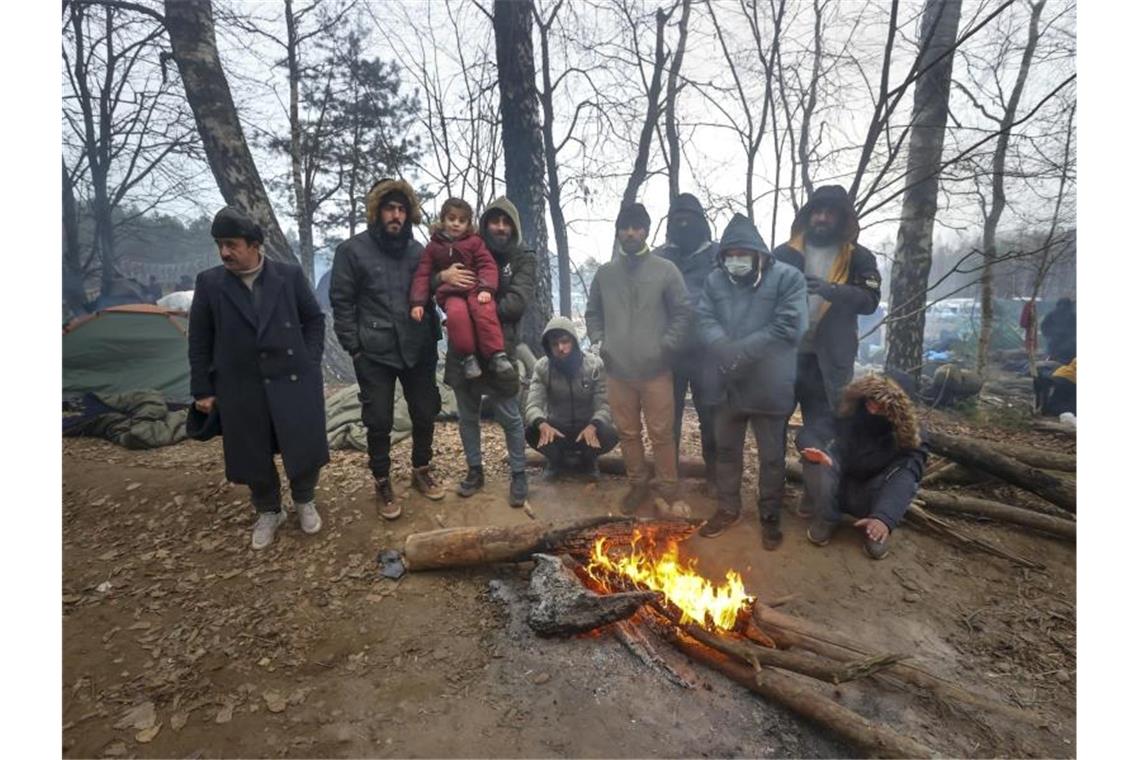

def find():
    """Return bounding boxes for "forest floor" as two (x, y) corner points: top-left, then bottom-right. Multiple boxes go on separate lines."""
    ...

(62, 393), (1076, 758)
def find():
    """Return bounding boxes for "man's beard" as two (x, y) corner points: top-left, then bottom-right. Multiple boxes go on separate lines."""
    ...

(371, 218), (411, 250)
(486, 231), (512, 253)
(619, 237), (646, 254)
(805, 220), (842, 246)
(550, 348), (583, 378)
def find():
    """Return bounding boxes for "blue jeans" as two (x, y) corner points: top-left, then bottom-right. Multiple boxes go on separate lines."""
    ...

(453, 383), (527, 474)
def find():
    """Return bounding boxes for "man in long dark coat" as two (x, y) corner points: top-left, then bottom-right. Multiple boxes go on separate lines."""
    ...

(188, 207), (329, 550)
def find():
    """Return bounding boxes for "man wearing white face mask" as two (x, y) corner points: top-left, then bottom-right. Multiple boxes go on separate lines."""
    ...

(695, 214), (807, 546)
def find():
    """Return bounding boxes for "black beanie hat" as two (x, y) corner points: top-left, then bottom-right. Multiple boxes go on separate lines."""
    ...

(211, 206), (264, 244)
(615, 202), (651, 232)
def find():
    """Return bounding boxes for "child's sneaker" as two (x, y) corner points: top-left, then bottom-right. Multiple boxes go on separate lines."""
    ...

(462, 355), (483, 379)
(489, 352), (515, 380)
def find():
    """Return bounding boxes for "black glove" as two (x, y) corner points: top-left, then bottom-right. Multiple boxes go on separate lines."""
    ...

(805, 275), (837, 300)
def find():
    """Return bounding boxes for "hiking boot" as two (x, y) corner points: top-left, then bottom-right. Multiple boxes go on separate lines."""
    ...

(251, 510), (286, 551)
(863, 535), (891, 560)
(699, 510), (742, 539)
(412, 466), (445, 501)
(462, 355), (483, 379)
(761, 519), (784, 551)
(457, 466), (485, 498)
(295, 500), (322, 534)
(807, 517), (836, 547)
(489, 351), (515, 380)
(620, 482), (652, 515)
(508, 471), (528, 508)
(374, 477), (402, 520)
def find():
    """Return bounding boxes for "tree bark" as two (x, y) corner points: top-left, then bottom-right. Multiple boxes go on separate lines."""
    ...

(977, 0), (1046, 378)
(493, 0), (551, 349)
(284, 0), (315, 282)
(621, 8), (670, 207)
(884, 0), (963, 382)
(663, 0), (691, 204)
(62, 159), (88, 316)
(163, 0), (295, 266)
(925, 431), (1075, 512)
(916, 490), (1075, 540)
(536, 2), (572, 317)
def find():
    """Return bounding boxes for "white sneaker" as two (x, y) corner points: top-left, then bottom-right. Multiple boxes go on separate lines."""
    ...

(251, 510), (286, 550)
(296, 500), (322, 534)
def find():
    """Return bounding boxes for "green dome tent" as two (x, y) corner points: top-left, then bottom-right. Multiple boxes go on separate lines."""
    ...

(63, 305), (191, 404)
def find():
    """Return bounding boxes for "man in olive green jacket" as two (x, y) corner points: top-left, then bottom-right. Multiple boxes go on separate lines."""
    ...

(585, 202), (691, 514)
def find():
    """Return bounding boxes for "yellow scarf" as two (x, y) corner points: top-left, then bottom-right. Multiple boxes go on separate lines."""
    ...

(787, 232), (853, 321)
(1052, 358), (1076, 384)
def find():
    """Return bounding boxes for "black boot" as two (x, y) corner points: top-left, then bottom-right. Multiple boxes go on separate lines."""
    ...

(457, 466), (485, 498)
(508, 470), (528, 508)
(761, 517), (784, 551)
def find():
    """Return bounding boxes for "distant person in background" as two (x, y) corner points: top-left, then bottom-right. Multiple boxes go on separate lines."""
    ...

(146, 275), (163, 303)
(1035, 358), (1076, 417)
(176, 274), (195, 293)
(652, 192), (720, 494)
(1041, 298), (1076, 364)
(188, 206), (328, 550)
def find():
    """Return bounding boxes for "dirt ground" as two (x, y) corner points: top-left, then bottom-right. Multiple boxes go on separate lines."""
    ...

(62, 405), (1076, 758)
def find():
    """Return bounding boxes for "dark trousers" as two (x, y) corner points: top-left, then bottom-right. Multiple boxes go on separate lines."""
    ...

(444, 293), (505, 357)
(793, 353), (837, 511)
(672, 364), (717, 478)
(806, 459), (919, 531)
(1041, 376), (1076, 417)
(714, 408), (787, 524)
(249, 467), (320, 513)
(354, 355), (441, 479)
(526, 420), (619, 469)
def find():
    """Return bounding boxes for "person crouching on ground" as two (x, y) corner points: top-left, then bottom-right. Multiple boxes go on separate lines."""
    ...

(695, 214), (807, 548)
(803, 373), (928, 560)
(525, 316), (620, 481)
(409, 197), (514, 381)
(188, 206), (329, 550)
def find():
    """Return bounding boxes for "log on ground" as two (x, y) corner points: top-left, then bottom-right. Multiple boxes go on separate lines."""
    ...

(916, 490), (1075, 541)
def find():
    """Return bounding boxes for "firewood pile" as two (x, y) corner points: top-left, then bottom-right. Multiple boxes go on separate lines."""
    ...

(389, 516), (1053, 758)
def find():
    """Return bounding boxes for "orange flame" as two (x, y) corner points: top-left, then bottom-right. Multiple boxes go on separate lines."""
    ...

(584, 530), (754, 631)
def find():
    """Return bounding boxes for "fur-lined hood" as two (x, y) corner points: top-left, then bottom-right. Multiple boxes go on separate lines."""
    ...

(365, 178), (423, 226)
(837, 374), (921, 450)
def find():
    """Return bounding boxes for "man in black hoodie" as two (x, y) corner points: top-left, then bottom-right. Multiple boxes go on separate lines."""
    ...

(773, 185), (882, 516)
(695, 214), (807, 548)
(652, 193), (720, 492)
(330, 178), (446, 519)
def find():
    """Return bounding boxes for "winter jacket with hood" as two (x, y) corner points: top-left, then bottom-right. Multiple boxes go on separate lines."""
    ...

(329, 178), (440, 370)
(585, 229), (691, 381)
(410, 227), (498, 307)
(773, 185), (882, 408)
(696, 214), (808, 415)
(524, 316), (612, 431)
(832, 373), (928, 488)
(440, 197), (537, 394)
(651, 193), (719, 356)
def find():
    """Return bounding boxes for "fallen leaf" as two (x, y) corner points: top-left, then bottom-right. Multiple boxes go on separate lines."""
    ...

(215, 703), (233, 724)
(63, 594), (83, 604)
(903, 592), (921, 603)
(102, 741), (128, 757)
(532, 672), (551, 685)
(98, 550), (120, 562)
(170, 712), (188, 731)
(135, 723), (161, 743)
(113, 701), (156, 731)
(126, 482), (142, 492)
(264, 690), (287, 713)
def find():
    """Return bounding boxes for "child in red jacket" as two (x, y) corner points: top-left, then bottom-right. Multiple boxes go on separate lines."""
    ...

(410, 198), (513, 380)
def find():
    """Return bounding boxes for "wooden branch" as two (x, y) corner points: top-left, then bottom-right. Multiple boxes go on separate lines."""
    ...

(401, 516), (700, 571)
(926, 431), (1075, 512)
(648, 616), (937, 758)
(904, 504), (1044, 569)
(751, 602), (1048, 728)
(916, 490), (1075, 541)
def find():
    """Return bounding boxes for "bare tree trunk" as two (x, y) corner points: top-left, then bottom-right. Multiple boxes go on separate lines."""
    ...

(885, 0), (963, 383)
(163, 0), (295, 266)
(622, 7), (670, 206)
(536, 1), (572, 318)
(62, 159), (88, 316)
(493, 0), (551, 349)
(977, 0), (1045, 378)
(284, 0), (315, 282)
(663, 0), (691, 205)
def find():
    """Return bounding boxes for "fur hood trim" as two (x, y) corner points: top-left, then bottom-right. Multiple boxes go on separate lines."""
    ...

(365, 178), (422, 226)
(838, 373), (921, 449)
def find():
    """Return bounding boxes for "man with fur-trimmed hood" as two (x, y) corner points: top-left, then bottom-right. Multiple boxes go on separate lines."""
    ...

(330, 178), (445, 518)
(773, 184), (882, 516)
(802, 373), (928, 560)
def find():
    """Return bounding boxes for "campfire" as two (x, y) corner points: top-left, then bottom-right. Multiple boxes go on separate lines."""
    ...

(583, 531), (753, 632)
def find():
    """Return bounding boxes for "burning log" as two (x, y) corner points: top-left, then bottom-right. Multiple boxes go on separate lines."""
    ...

(916, 491), (1075, 541)
(646, 617), (937, 759)
(401, 516), (700, 571)
(925, 431), (1075, 512)
(527, 554), (657, 637)
(751, 602), (1047, 728)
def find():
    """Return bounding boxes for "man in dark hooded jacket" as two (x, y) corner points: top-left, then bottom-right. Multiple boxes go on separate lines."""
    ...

(804, 373), (928, 560)
(330, 178), (445, 519)
(695, 214), (807, 547)
(652, 193), (720, 492)
(773, 185), (881, 515)
(1041, 297), (1076, 364)
(435, 197), (536, 507)
(524, 316), (618, 479)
